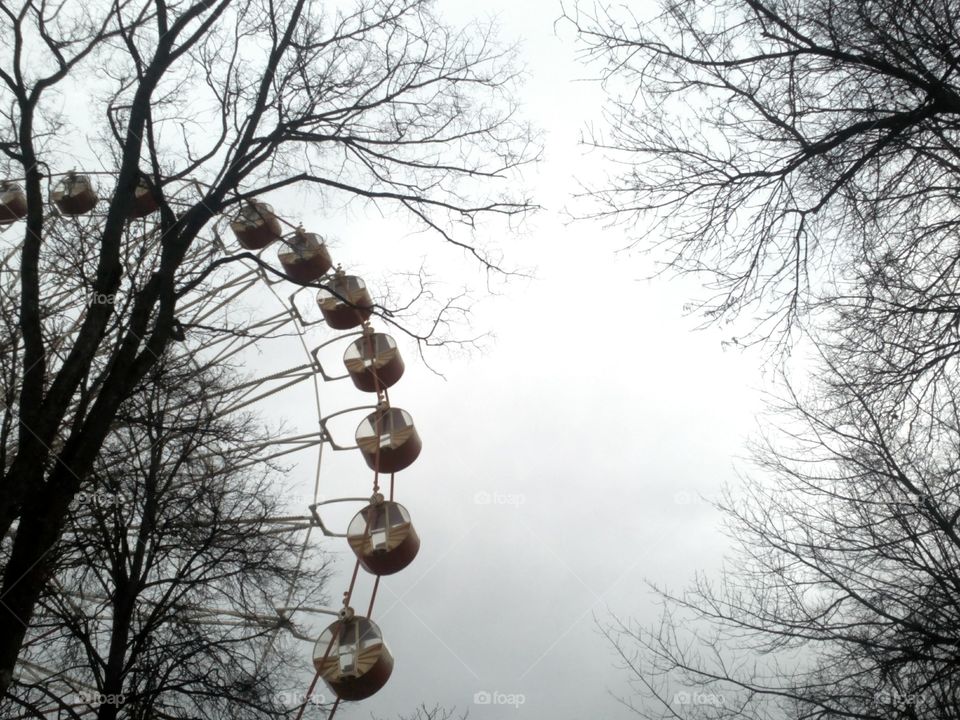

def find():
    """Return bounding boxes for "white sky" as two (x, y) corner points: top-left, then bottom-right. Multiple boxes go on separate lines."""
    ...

(264, 1), (771, 719)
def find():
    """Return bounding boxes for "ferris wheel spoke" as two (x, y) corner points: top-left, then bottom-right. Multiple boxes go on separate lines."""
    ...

(2, 172), (431, 714)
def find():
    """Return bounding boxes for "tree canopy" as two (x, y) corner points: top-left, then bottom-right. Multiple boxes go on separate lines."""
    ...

(0, 0), (537, 702)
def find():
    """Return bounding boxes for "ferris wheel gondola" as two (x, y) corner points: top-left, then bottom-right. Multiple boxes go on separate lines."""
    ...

(230, 199), (283, 249)
(347, 496), (420, 576)
(50, 172), (99, 215)
(279, 229), (333, 283)
(128, 177), (159, 218)
(318, 271), (374, 329)
(313, 609), (394, 701)
(0, 181), (27, 224)
(344, 330), (405, 392)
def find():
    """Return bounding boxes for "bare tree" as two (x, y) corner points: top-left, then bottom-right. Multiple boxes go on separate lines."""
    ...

(0, 0), (536, 694)
(3, 350), (329, 720)
(565, 0), (960, 352)
(600, 357), (960, 719)
(565, 1), (960, 716)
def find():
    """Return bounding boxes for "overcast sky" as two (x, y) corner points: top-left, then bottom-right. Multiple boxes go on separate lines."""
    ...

(251, 1), (768, 718)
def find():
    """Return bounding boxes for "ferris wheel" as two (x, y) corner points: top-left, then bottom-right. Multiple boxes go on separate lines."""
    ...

(0, 172), (425, 719)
